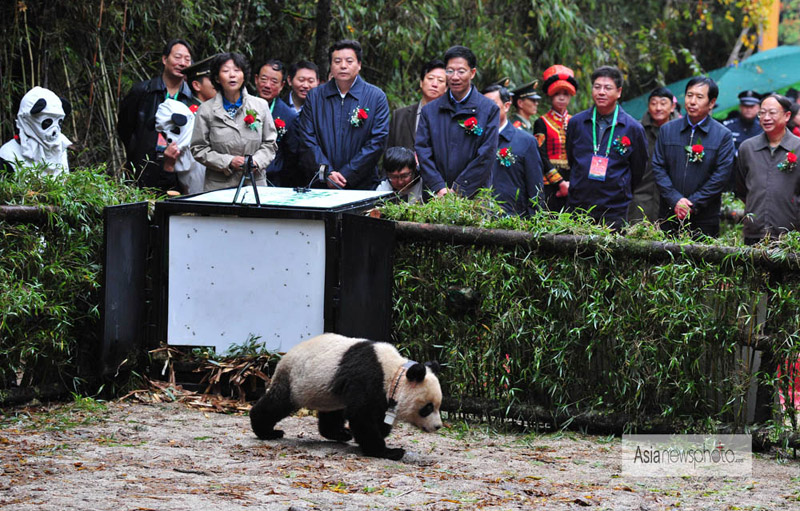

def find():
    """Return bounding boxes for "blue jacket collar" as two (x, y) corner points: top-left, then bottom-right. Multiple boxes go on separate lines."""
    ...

(580, 104), (630, 126)
(440, 85), (478, 112)
(681, 115), (711, 134)
(499, 121), (515, 142)
(323, 75), (363, 100)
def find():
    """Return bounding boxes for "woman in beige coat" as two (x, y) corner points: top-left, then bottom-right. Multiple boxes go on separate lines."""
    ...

(191, 52), (277, 191)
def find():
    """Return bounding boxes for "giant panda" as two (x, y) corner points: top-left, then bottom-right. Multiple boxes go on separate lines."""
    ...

(250, 333), (443, 460)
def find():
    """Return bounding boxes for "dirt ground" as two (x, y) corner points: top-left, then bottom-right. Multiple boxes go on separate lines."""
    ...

(1, 399), (799, 510)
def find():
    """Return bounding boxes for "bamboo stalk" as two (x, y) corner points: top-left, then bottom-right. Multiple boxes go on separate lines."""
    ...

(86, 0), (106, 142)
(393, 221), (800, 272)
(61, 51), (78, 140)
(23, 8), (35, 86)
(116, 0), (128, 102)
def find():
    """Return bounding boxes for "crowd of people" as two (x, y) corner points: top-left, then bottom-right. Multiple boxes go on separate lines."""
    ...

(4, 37), (800, 244)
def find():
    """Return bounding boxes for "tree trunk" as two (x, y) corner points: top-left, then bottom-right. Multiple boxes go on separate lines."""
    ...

(314, 0), (332, 81)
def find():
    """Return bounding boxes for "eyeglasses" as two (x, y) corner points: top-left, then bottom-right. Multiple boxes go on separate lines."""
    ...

(757, 109), (784, 119)
(445, 68), (471, 77)
(388, 172), (414, 181)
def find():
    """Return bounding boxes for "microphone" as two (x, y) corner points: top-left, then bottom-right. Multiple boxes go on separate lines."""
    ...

(296, 164), (329, 193)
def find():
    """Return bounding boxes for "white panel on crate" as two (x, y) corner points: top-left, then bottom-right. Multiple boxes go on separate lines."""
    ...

(167, 215), (326, 354)
(183, 186), (391, 208)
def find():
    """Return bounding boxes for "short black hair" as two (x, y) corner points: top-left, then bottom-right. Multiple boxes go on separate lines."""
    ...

(591, 66), (623, 89)
(383, 146), (417, 175)
(444, 46), (477, 69)
(162, 39), (193, 59)
(288, 60), (320, 81)
(258, 59), (286, 82)
(761, 93), (793, 113)
(481, 84), (511, 104)
(210, 52), (251, 93)
(329, 40), (362, 63)
(685, 76), (719, 101)
(419, 58), (446, 81)
(648, 87), (674, 102)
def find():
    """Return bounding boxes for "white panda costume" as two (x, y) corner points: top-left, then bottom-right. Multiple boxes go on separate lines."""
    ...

(250, 333), (443, 460)
(154, 99), (205, 195)
(0, 86), (72, 176)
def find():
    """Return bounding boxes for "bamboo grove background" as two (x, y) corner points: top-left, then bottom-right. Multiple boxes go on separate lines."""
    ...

(0, 0), (780, 175)
(381, 197), (800, 439)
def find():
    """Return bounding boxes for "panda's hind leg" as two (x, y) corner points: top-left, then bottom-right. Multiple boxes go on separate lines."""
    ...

(250, 371), (295, 440)
(318, 410), (352, 442)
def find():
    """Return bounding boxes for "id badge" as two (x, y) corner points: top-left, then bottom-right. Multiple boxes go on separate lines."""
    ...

(589, 155), (609, 181)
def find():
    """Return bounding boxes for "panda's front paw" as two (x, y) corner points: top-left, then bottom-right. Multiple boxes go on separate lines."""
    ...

(383, 447), (405, 461)
(257, 429), (284, 440)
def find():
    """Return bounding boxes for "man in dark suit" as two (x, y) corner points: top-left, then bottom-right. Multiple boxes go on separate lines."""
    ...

(118, 39), (194, 191)
(255, 59), (299, 186)
(416, 46), (500, 197)
(387, 59), (447, 150)
(297, 39), (390, 190)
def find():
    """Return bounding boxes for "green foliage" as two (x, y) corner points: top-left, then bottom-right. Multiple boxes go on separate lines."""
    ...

(0, 168), (158, 390)
(781, 0), (800, 46)
(0, 393), (108, 432)
(383, 196), (800, 434)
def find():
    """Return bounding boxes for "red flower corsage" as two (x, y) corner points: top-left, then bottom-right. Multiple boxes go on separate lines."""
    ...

(778, 151), (798, 173)
(244, 109), (262, 131)
(685, 141), (705, 163)
(349, 106), (369, 127)
(274, 117), (287, 141)
(459, 116), (484, 136)
(189, 104), (199, 114)
(612, 135), (632, 155)
(496, 146), (517, 167)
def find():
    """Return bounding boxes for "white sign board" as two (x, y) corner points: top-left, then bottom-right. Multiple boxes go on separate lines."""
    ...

(167, 215), (326, 354)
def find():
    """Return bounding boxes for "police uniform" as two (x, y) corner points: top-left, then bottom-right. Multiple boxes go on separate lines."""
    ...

(181, 54), (219, 106)
(722, 90), (763, 154)
(510, 81), (540, 134)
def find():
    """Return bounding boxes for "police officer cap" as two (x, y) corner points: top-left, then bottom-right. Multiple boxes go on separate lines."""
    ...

(738, 90), (761, 106)
(492, 77), (511, 88)
(182, 54), (219, 80)
(513, 80), (541, 101)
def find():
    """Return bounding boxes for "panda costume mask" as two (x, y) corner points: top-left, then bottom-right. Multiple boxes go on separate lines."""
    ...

(154, 99), (205, 195)
(250, 333), (443, 460)
(0, 86), (72, 175)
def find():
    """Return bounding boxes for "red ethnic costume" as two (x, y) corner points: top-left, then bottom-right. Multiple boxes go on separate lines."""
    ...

(534, 65), (577, 210)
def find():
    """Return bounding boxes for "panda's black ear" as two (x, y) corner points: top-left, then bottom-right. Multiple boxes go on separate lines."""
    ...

(172, 113), (188, 127)
(60, 97), (72, 117)
(425, 361), (441, 374)
(30, 98), (47, 115)
(406, 363), (426, 383)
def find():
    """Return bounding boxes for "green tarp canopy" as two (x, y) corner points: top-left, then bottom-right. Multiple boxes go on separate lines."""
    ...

(621, 45), (800, 121)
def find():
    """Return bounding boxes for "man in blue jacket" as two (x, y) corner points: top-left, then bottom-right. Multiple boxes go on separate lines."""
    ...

(651, 76), (735, 237)
(297, 40), (389, 190)
(566, 66), (648, 229)
(416, 45), (500, 198)
(482, 84), (543, 216)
